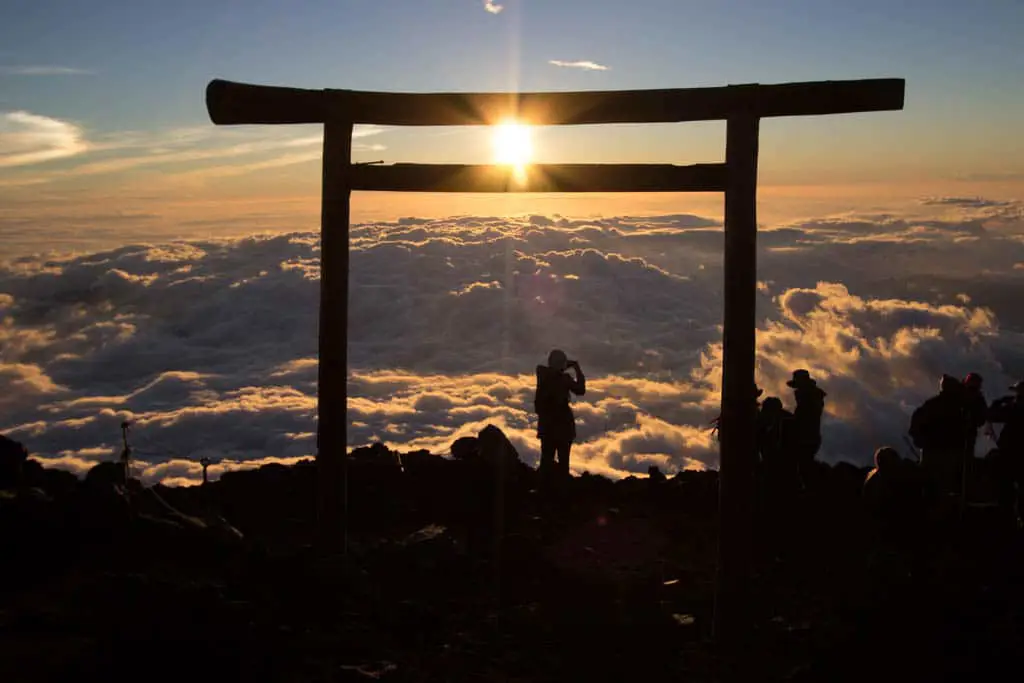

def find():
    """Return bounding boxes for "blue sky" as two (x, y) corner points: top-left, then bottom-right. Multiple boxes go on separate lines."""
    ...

(1, 0), (1023, 234)
(4, 0), (1021, 123)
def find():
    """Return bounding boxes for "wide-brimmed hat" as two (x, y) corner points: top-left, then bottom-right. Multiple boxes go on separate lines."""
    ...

(786, 369), (815, 388)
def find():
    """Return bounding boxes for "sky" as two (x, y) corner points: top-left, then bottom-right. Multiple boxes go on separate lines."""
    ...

(3, 1), (1024, 484)
(2, 0), (1023, 250)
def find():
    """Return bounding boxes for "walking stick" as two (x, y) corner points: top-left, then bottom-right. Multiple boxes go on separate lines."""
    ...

(902, 434), (922, 463)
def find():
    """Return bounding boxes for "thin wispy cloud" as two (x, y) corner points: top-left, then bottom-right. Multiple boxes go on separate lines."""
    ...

(179, 150), (323, 179)
(483, 1), (504, 14)
(548, 60), (610, 71)
(0, 111), (88, 167)
(920, 196), (1012, 209)
(352, 125), (388, 139)
(0, 66), (93, 76)
(0, 123), (392, 187)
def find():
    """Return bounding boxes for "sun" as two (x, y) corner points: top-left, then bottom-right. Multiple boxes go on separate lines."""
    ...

(491, 121), (533, 166)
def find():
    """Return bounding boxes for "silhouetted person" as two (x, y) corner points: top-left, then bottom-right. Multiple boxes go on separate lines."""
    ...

(987, 381), (1024, 525)
(787, 369), (826, 487)
(910, 374), (968, 501)
(534, 349), (585, 482)
(758, 396), (798, 486)
(962, 372), (989, 457)
(757, 396), (794, 467)
(757, 396), (798, 551)
(864, 447), (923, 528)
(863, 446), (926, 582)
(710, 384), (763, 441)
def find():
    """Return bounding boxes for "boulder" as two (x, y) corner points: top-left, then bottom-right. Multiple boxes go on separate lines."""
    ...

(84, 461), (128, 488)
(0, 434), (29, 489)
(22, 459), (79, 499)
(400, 449), (446, 473)
(478, 425), (530, 480)
(450, 437), (480, 461)
(351, 442), (401, 467)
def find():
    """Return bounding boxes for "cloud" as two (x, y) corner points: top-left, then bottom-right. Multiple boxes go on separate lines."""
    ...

(0, 123), (389, 187)
(0, 111), (88, 167)
(352, 125), (388, 140)
(921, 196), (1012, 209)
(483, 1), (504, 14)
(174, 150), (322, 179)
(4, 201), (1024, 485)
(548, 60), (610, 71)
(0, 66), (93, 76)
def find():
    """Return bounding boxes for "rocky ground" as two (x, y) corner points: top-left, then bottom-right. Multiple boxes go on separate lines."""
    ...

(2, 429), (1024, 682)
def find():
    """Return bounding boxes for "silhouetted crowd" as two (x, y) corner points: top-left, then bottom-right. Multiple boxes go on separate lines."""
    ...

(532, 350), (1024, 527)
(756, 369), (828, 491)
(750, 368), (1024, 531)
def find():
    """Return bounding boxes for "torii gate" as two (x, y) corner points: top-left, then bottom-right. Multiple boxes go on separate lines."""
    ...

(205, 76), (905, 639)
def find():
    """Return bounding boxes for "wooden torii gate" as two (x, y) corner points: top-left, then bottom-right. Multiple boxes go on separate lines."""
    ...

(205, 76), (905, 639)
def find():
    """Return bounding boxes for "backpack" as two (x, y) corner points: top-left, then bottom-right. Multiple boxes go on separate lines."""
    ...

(534, 366), (562, 417)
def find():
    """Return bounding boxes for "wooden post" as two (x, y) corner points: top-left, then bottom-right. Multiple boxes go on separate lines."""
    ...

(713, 114), (760, 644)
(317, 116), (354, 549)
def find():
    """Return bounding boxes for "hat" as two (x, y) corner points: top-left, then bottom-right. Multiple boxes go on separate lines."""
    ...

(786, 369), (815, 388)
(1010, 380), (1024, 393)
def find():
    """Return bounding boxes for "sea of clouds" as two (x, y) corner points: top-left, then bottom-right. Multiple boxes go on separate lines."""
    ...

(3, 197), (1024, 486)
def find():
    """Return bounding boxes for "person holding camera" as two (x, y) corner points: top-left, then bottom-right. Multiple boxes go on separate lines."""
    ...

(987, 381), (1024, 524)
(534, 349), (586, 482)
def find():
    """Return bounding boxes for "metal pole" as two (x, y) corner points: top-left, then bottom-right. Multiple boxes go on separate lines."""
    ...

(713, 114), (761, 646)
(120, 420), (132, 486)
(317, 115), (354, 550)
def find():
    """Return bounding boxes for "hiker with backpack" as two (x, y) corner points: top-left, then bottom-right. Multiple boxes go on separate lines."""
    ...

(910, 374), (971, 504)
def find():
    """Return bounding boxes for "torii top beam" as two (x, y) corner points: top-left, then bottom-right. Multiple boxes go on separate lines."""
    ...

(206, 78), (905, 127)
